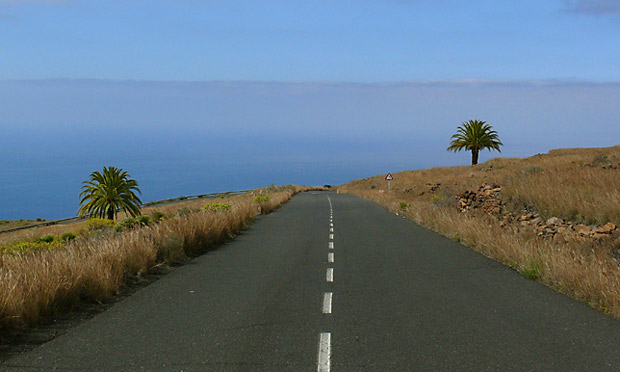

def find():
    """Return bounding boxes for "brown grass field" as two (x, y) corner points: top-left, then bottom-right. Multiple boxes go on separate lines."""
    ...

(338, 146), (620, 318)
(0, 185), (316, 330)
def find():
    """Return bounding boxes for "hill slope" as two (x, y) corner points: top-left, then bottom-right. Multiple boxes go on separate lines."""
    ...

(338, 146), (620, 317)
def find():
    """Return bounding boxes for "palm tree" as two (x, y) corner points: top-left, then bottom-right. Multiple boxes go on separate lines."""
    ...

(78, 166), (142, 220)
(447, 120), (503, 165)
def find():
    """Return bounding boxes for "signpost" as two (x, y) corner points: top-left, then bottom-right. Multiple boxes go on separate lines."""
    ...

(385, 173), (393, 191)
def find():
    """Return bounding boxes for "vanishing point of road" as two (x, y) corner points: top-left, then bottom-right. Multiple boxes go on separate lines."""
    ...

(3, 191), (620, 371)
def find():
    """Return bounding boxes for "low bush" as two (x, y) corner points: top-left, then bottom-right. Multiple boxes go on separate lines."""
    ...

(253, 195), (270, 203)
(36, 234), (56, 243)
(79, 218), (114, 235)
(203, 203), (231, 212)
(150, 210), (164, 222)
(115, 217), (138, 232)
(0, 239), (64, 255)
(60, 232), (76, 242)
(137, 215), (151, 226)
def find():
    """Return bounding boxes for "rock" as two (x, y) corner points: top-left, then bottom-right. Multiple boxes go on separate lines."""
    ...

(546, 217), (563, 226)
(593, 233), (610, 240)
(536, 225), (548, 233)
(573, 224), (591, 235)
(593, 222), (617, 234)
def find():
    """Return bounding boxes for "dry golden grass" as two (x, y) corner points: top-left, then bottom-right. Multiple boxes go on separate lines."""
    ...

(0, 185), (316, 330)
(338, 146), (620, 318)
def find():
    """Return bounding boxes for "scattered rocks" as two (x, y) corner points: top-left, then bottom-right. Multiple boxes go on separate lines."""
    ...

(458, 183), (618, 245)
(457, 183), (503, 215)
(601, 164), (619, 170)
(509, 215), (617, 242)
(426, 183), (441, 192)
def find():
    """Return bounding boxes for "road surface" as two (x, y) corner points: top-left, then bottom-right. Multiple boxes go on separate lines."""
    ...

(3, 191), (620, 371)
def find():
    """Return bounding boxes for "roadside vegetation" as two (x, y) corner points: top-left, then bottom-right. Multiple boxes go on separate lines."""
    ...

(338, 146), (620, 318)
(0, 185), (316, 330)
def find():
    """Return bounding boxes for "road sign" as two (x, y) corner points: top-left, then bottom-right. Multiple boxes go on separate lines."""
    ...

(385, 173), (393, 190)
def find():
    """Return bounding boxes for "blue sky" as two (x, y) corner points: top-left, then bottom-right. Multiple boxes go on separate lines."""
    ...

(1, 0), (620, 81)
(1, 1), (620, 219)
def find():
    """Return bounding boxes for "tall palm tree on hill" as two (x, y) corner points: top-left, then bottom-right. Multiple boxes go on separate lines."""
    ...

(78, 166), (142, 220)
(447, 120), (503, 165)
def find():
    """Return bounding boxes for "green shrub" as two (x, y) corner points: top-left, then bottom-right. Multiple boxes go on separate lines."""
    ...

(203, 203), (231, 212)
(522, 266), (539, 280)
(83, 218), (114, 231)
(399, 201), (410, 211)
(60, 232), (76, 242)
(253, 195), (270, 203)
(521, 260), (543, 280)
(150, 210), (164, 222)
(115, 217), (138, 232)
(36, 234), (56, 243)
(137, 215), (151, 226)
(1, 240), (64, 255)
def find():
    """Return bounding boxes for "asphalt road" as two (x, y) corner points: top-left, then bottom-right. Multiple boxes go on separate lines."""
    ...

(3, 191), (620, 371)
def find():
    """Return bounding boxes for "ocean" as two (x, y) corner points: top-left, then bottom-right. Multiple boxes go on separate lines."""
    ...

(0, 138), (433, 220)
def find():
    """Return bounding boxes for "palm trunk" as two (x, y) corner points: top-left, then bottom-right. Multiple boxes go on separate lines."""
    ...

(107, 208), (115, 220)
(471, 149), (479, 165)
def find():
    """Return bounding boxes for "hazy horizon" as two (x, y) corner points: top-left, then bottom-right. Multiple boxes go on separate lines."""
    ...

(1, 79), (619, 220)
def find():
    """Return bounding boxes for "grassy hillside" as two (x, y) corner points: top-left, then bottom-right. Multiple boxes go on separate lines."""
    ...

(338, 146), (620, 318)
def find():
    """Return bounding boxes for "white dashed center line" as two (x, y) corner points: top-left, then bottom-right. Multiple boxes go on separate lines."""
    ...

(322, 292), (333, 314)
(320, 196), (334, 372)
(326, 268), (333, 282)
(317, 332), (331, 372)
